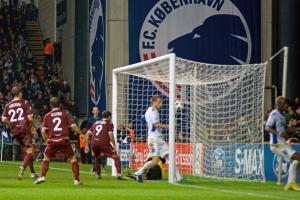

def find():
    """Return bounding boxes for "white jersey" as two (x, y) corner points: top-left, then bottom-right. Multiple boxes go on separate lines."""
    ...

(265, 109), (287, 145)
(145, 106), (163, 138)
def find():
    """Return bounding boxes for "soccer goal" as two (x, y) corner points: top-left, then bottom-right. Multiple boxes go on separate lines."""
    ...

(112, 53), (267, 183)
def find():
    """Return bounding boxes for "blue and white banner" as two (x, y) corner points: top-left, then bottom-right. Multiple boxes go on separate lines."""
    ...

(89, 0), (106, 114)
(128, 0), (261, 135)
(202, 144), (300, 182)
(129, 0), (261, 64)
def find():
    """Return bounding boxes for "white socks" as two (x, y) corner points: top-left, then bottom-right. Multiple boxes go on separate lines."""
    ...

(287, 160), (299, 184)
(134, 161), (153, 176)
(175, 165), (183, 181)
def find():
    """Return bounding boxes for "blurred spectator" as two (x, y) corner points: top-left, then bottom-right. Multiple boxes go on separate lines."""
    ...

(25, 1), (38, 21)
(68, 100), (79, 122)
(288, 118), (300, 142)
(44, 38), (54, 65)
(87, 106), (101, 129)
(127, 122), (135, 142)
(79, 128), (87, 164)
(62, 81), (71, 100)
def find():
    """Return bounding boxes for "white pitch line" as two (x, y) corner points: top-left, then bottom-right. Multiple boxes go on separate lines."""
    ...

(0, 161), (106, 175)
(172, 183), (297, 200)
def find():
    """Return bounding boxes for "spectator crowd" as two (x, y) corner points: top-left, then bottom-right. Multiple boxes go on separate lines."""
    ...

(0, 1), (77, 150)
(264, 97), (300, 143)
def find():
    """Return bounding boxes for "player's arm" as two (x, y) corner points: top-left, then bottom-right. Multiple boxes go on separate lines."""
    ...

(265, 116), (286, 137)
(265, 127), (285, 136)
(154, 123), (169, 129)
(70, 123), (83, 135)
(1, 116), (10, 126)
(108, 131), (116, 152)
(1, 106), (12, 129)
(25, 101), (34, 123)
(84, 130), (92, 153)
(41, 127), (48, 142)
(151, 112), (168, 129)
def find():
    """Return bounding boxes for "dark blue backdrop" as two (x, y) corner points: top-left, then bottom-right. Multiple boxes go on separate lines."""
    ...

(129, 0), (261, 64)
(127, 0), (262, 140)
(88, 0), (106, 115)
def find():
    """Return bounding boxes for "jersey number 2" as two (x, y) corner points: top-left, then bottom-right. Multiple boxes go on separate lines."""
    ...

(53, 117), (62, 132)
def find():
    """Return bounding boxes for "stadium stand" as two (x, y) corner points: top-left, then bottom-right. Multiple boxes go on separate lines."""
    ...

(0, 2), (78, 161)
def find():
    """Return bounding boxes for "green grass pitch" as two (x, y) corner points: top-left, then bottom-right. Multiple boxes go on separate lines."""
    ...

(0, 161), (299, 200)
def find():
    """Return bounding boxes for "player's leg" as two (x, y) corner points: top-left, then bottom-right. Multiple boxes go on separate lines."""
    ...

(111, 153), (123, 179)
(35, 143), (54, 184)
(92, 145), (102, 179)
(95, 156), (102, 179)
(64, 142), (82, 185)
(34, 155), (50, 184)
(272, 144), (300, 191)
(18, 134), (36, 180)
(159, 138), (183, 182)
(27, 146), (38, 179)
(70, 155), (82, 185)
(285, 151), (300, 191)
(134, 137), (160, 181)
(102, 146), (124, 180)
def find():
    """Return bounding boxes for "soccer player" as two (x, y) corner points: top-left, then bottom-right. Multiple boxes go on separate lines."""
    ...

(134, 95), (182, 182)
(85, 110), (124, 180)
(34, 97), (83, 185)
(1, 86), (37, 180)
(266, 96), (300, 191)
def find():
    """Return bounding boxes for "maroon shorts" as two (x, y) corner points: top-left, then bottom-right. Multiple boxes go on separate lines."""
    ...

(91, 142), (115, 158)
(44, 139), (74, 158)
(14, 133), (33, 147)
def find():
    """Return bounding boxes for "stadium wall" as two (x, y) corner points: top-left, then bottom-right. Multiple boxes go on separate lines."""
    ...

(39, 0), (76, 100)
(105, 0), (129, 112)
(37, 0), (273, 112)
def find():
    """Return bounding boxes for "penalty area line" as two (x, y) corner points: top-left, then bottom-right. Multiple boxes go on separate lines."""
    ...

(172, 183), (295, 200)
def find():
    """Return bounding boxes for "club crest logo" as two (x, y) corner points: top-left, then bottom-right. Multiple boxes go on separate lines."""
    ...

(273, 155), (290, 179)
(139, 0), (251, 96)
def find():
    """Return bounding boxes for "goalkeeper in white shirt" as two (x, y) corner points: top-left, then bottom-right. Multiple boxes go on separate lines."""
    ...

(134, 95), (182, 182)
(265, 96), (300, 191)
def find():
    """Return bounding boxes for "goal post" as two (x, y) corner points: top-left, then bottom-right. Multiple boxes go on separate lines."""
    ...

(112, 53), (267, 183)
(112, 54), (177, 182)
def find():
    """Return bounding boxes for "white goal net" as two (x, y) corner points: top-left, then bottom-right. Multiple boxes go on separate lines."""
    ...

(112, 54), (267, 183)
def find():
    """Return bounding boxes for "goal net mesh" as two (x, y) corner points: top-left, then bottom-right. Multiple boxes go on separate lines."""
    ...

(114, 56), (266, 181)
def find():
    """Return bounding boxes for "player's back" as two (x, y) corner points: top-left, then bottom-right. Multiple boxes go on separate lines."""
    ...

(2, 99), (32, 135)
(90, 119), (113, 145)
(43, 108), (74, 141)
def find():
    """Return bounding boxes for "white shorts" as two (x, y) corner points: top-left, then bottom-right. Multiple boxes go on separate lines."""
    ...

(270, 143), (296, 160)
(147, 136), (169, 158)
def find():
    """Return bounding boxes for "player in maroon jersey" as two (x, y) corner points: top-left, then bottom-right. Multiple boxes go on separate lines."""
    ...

(85, 111), (124, 180)
(34, 97), (83, 185)
(1, 86), (38, 180)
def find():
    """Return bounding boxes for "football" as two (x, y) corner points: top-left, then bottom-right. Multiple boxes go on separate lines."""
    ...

(175, 100), (184, 110)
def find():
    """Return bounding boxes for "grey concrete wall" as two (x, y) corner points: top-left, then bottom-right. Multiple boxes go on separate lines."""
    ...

(262, 0), (273, 110)
(38, 0), (55, 40)
(58, 0), (75, 99)
(105, 0), (128, 111)
(38, 0), (75, 99)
